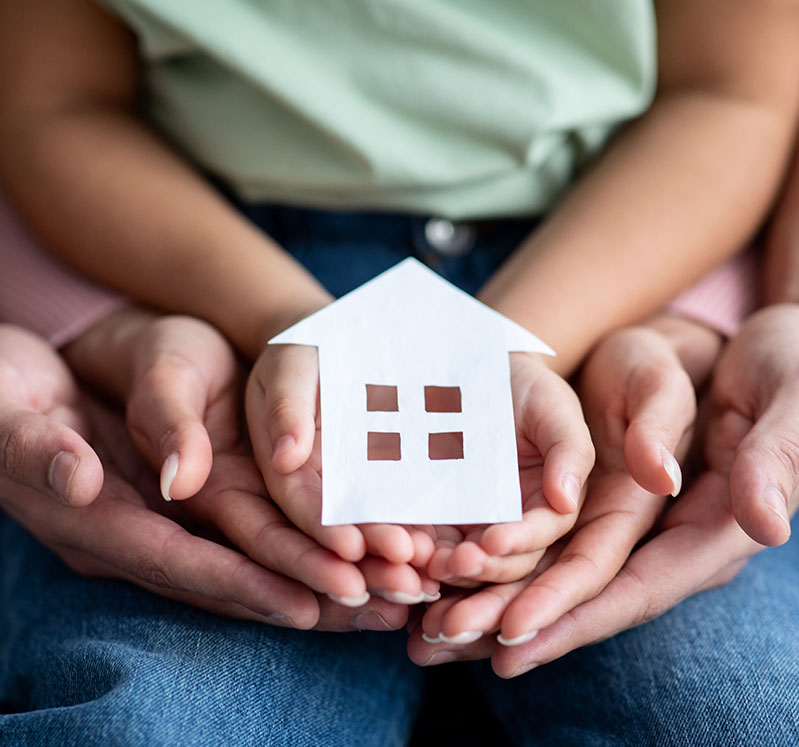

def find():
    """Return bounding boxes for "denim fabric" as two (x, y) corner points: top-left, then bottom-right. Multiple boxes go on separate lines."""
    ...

(2, 204), (798, 746)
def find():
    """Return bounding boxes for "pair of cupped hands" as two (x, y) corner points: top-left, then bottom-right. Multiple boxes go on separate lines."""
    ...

(1, 303), (797, 678)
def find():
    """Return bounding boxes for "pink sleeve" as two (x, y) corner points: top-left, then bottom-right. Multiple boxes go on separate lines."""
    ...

(0, 192), (127, 347)
(667, 249), (760, 337)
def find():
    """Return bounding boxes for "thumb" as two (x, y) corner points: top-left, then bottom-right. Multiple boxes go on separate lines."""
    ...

(126, 361), (214, 502)
(0, 409), (103, 506)
(248, 345), (319, 475)
(623, 360), (696, 498)
(729, 404), (798, 547)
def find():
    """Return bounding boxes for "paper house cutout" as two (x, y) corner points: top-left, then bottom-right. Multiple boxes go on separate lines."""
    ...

(270, 258), (554, 525)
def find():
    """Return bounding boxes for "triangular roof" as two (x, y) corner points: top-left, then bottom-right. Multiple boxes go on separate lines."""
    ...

(270, 258), (555, 355)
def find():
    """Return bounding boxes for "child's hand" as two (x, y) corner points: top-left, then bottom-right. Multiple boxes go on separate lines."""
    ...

(246, 342), (438, 604)
(427, 352), (594, 587)
(409, 322), (697, 657)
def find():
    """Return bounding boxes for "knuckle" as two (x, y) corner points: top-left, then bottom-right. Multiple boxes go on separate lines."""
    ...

(131, 557), (174, 590)
(1, 420), (34, 483)
(267, 395), (301, 432)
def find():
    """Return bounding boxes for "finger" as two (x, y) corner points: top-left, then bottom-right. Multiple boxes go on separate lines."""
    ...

(407, 622), (497, 666)
(408, 525), (436, 567)
(189, 461), (370, 602)
(314, 594), (410, 632)
(360, 524), (415, 564)
(57, 474), (321, 629)
(447, 540), (546, 584)
(496, 474), (662, 642)
(359, 555), (428, 603)
(127, 358), (216, 502)
(0, 409), (103, 506)
(623, 358), (695, 497)
(254, 345), (319, 474)
(517, 366), (595, 515)
(729, 402), (799, 546)
(477, 500), (578, 557)
(492, 474), (757, 678)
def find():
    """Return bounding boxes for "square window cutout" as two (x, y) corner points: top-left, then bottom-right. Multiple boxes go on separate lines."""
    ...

(366, 384), (399, 412)
(428, 431), (464, 460)
(368, 432), (401, 461)
(424, 386), (462, 413)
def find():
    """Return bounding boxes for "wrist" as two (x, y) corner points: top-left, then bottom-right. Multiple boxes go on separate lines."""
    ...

(644, 313), (724, 387)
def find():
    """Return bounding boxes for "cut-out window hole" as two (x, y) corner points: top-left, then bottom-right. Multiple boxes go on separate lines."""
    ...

(366, 384), (399, 412)
(424, 386), (462, 413)
(368, 432), (401, 461)
(429, 431), (464, 460)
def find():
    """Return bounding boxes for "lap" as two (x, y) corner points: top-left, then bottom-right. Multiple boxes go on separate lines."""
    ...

(0, 517), (423, 747)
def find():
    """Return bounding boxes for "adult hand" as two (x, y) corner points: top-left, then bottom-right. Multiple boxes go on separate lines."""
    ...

(491, 306), (799, 676)
(0, 323), (103, 505)
(69, 310), (438, 607)
(408, 319), (705, 661)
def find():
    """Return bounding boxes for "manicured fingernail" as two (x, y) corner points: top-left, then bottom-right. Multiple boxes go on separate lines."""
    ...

(422, 651), (459, 666)
(422, 632), (444, 644)
(497, 630), (539, 647)
(439, 631), (483, 645)
(561, 473), (581, 510)
(763, 489), (791, 530)
(272, 435), (296, 461)
(660, 448), (682, 497)
(375, 590), (426, 605)
(421, 591), (441, 603)
(48, 451), (79, 504)
(510, 662), (539, 677)
(328, 591), (370, 608)
(160, 452), (179, 502)
(265, 613), (294, 627)
(355, 611), (395, 631)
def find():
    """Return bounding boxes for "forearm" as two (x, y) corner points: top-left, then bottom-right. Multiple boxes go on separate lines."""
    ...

(0, 107), (331, 358)
(479, 92), (793, 376)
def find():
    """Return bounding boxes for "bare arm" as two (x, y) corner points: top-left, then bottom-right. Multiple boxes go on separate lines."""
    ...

(0, 0), (331, 359)
(479, 0), (799, 374)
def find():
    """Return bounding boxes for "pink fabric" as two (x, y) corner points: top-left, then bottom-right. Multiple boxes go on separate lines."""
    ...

(0, 192), (127, 347)
(667, 250), (759, 337)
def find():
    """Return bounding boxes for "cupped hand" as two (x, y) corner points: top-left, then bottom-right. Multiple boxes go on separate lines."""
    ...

(246, 342), (437, 599)
(409, 321), (701, 663)
(427, 351), (595, 587)
(0, 324), (102, 505)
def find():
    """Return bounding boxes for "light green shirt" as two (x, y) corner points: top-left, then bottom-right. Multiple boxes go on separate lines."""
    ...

(103, 0), (656, 219)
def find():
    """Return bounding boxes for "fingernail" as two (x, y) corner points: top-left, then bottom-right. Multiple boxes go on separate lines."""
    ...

(421, 591), (441, 603)
(763, 489), (791, 530)
(160, 452), (179, 502)
(355, 611), (395, 631)
(48, 451), (79, 504)
(510, 662), (539, 677)
(464, 565), (484, 578)
(375, 590), (426, 605)
(272, 435), (296, 461)
(561, 473), (581, 510)
(497, 630), (539, 647)
(422, 632), (444, 644)
(422, 651), (459, 666)
(439, 631), (483, 644)
(327, 591), (370, 608)
(660, 448), (682, 497)
(265, 613), (294, 627)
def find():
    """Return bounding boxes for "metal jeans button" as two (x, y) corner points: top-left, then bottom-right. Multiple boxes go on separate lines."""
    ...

(423, 218), (476, 258)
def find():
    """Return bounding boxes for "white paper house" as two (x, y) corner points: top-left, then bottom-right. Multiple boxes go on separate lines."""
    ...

(270, 258), (554, 526)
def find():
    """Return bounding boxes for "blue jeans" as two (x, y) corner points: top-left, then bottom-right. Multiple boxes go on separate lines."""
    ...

(2, 205), (798, 745)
